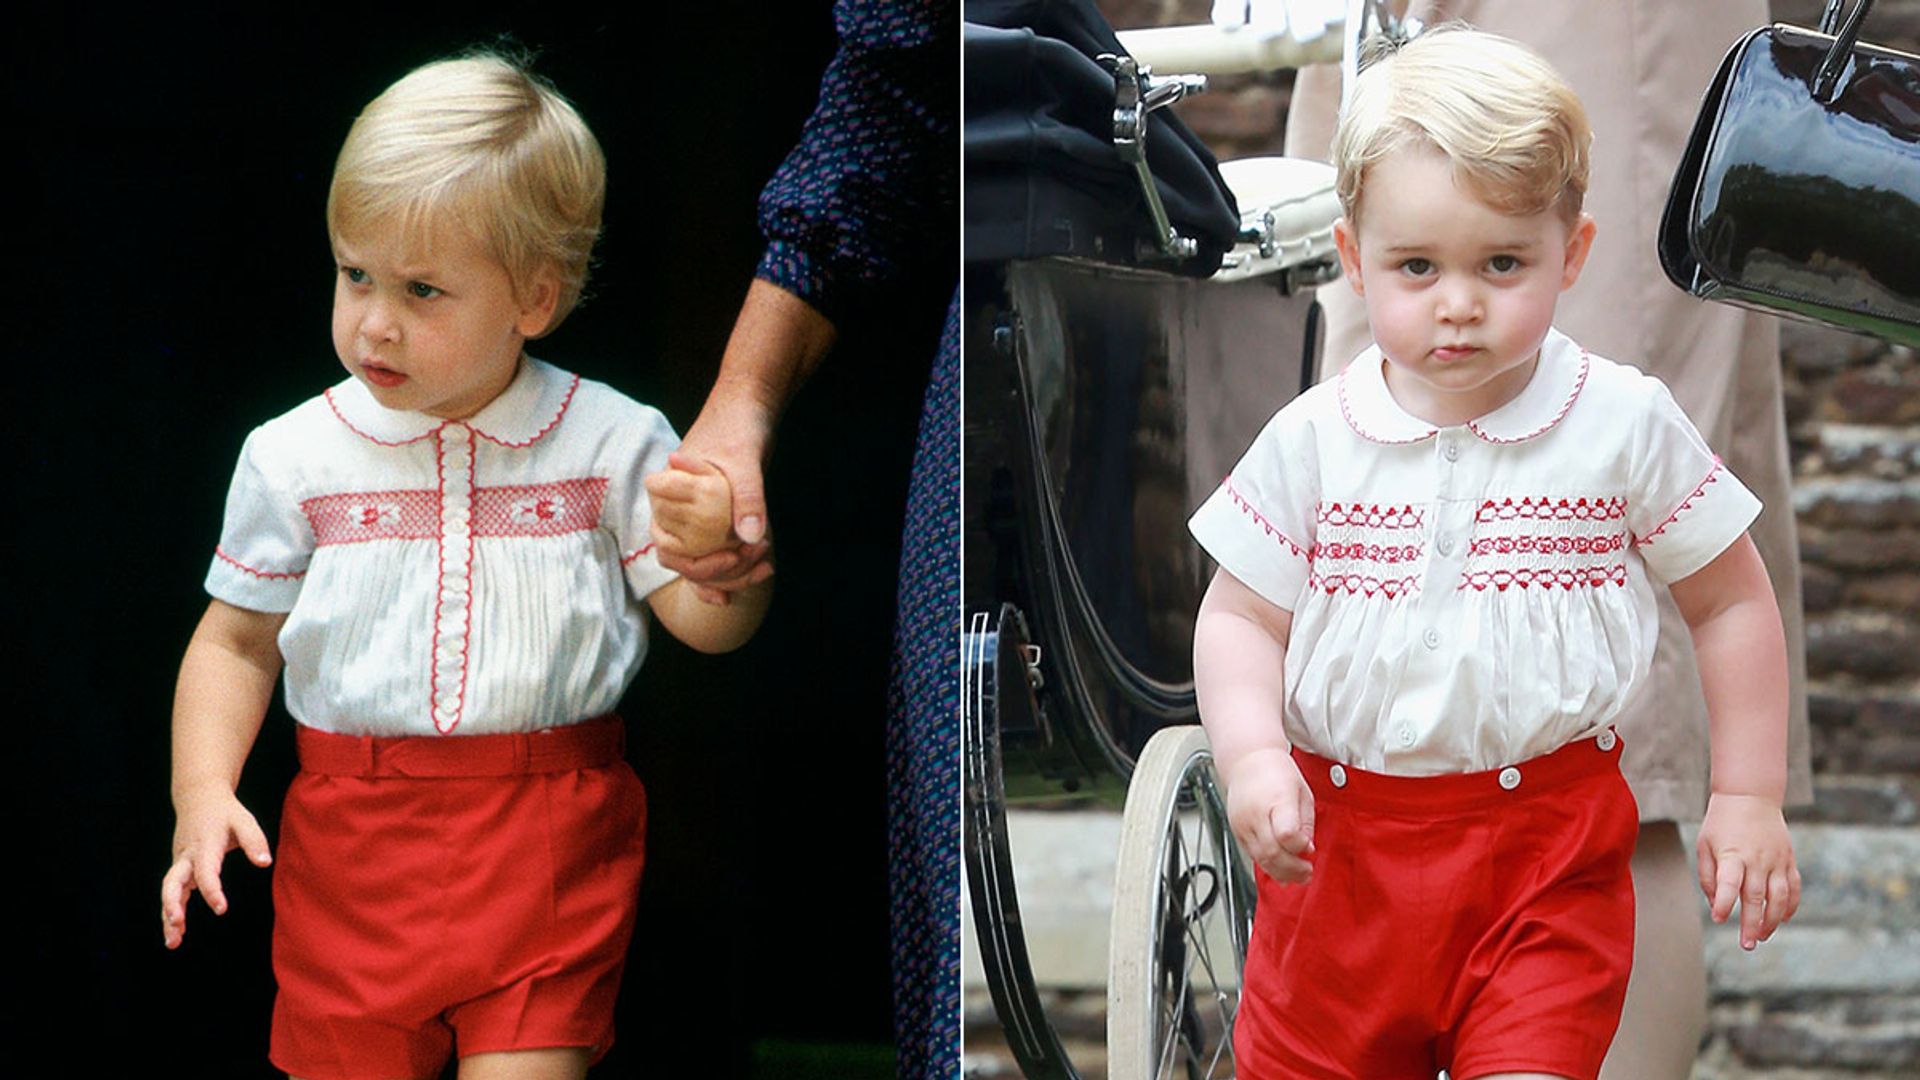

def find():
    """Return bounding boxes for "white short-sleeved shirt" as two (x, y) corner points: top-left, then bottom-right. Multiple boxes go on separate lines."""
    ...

(1188, 328), (1761, 775)
(206, 357), (679, 738)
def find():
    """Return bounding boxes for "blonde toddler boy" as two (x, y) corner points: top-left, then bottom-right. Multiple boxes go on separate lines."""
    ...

(1189, 29), (1798, 1080)
(160, 53), (760, 1080)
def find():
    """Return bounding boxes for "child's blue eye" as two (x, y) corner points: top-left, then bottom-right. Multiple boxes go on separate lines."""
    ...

(342, 266), (368, 285)
(409, 282), (441, 299)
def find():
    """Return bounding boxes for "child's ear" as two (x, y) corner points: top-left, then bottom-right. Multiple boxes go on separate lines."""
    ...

(515, 269), (563, 338)
(1333, 216), (1365, 297)
(1559, 213), (1598, 291)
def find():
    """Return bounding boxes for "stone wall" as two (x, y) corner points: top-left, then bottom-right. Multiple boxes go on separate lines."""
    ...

(968, 1), (1920, 1075)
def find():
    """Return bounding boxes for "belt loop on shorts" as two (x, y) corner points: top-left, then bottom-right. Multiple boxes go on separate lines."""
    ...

(296, 715), (626, 778)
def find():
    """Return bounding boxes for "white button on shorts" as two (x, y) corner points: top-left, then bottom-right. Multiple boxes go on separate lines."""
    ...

(1329, 764), (1348, 788)
(1597, 729), (1618, 752)
(1498, 766), (1522, 790)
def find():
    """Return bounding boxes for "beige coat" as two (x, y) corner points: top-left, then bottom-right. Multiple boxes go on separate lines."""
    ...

(1284, 0), (1812, 820)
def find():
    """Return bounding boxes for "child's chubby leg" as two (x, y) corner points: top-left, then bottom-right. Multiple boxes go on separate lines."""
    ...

(457, 1048), (591, 1080)
(289, 1051), (592, 1080)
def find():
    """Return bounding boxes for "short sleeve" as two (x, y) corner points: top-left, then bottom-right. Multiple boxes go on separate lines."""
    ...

(204, 431), (310, 613)
(1627, 380), (1762, 583)
(604, 405), (683, 600)
(1188, 405), (1320, 611)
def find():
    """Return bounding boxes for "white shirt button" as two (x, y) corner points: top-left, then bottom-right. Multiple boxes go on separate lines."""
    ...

(1435, 535), (1454, 556)
(1498, 766), (1522, 790)
(1423, 628), (1441, 649)
(1329, 764), (1348, 788)
(1397, 725), (1415, 747)
(1443, 442), (1460, 462)
(1597, 729), (1618, 752)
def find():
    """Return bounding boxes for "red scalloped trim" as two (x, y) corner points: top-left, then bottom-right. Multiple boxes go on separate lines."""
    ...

(473, 374), (580, 449)
(214, 546), (306, 581)
(324, 373), (579, 450)
(1469, 350), (1590, 444)
(1337, 364), (1435, 445)
(1318, 502), (1425, 530)
(323, 387), (434, 446)
(426, 429), (478, 735)
(1458, 564), (1628, 591)
(1308, 572), (1420, 599)
(621, 543), (657, 566)
(1225, 476), (1310, 561)
(1466, 532), (1628, 557)
(1475, 496), (1626, 523)
(1318, 541), (1422, 564)
(1636, 459), (1723, 547)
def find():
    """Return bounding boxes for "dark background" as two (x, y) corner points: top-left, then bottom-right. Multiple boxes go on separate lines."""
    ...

(14, 7), (949, 1075)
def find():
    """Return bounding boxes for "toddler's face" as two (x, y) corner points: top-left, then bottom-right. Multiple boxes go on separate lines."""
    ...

(1334, 145), (1595, 427)
(331, 221), (556, 420)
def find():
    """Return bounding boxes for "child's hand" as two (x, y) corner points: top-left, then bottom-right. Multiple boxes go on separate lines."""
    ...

(646, 452), (739, 561)
(1697, 792), (1800, 951)
(161, 784), (271, 949)
(1223, 747), (1316, 884)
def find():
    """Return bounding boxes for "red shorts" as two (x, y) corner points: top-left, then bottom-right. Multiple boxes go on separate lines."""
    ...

(269, 719), (647, 1080)
(1234, 732), (1638, 1080)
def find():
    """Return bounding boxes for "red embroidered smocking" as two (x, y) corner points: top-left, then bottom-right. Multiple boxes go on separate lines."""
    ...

(1466, 533), (1628, 557)
(303, 490), (441, 546)
(302, 480), (610, 547)
(473, 478), (609, 538)
(1459, 564), (1629, 591)
(1318, 503), (1425, 530)
(1318, 541), (1422, 564)
(1308, 572), (1422, 598)
(1475, 496), (1627, 523)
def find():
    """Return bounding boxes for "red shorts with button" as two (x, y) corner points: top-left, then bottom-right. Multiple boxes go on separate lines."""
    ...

(1233, 732), (1638, 1080)
(268, 718), (647, 1080)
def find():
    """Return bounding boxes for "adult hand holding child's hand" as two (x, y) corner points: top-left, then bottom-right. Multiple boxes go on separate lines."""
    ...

(162, 784), (271, 949)
(646, 451), (768, 606)
(1697, 791), (1800, 952)
(1224, 746), (1316, 884)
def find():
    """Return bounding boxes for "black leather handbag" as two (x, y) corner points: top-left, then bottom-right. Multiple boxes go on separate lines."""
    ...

(1659, 0), (1920, 346)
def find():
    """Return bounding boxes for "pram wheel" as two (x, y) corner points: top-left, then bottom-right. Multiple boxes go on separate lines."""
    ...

(1107, 725), (1254, 1079)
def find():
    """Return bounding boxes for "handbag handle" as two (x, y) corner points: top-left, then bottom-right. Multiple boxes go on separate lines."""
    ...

(1814, 0), (1874, 103)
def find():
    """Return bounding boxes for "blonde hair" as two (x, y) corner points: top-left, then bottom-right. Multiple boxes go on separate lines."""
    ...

(327, 52), (606, 335)
(1332, 26), (1590, 225)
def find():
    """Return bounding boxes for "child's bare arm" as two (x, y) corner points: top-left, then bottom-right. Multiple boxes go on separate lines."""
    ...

(645, 451), (738, 560)
(1194, 568), (1314, 883)
(647, 572), (771, 654)
(1669, 534), (1800, 951)
(162, 598), (286, 949)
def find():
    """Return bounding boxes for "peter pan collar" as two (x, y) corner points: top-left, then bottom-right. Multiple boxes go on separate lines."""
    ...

(1336, 327), (1589, 445)
(323, 355), (580, 448)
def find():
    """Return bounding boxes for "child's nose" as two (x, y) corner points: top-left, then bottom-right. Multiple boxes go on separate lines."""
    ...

(1435, 277), (1483, 324)
(360, 295), (402, 342)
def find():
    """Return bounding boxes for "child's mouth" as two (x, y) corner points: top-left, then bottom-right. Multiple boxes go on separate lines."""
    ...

(1432, 346), (1478, 362)
(362, 363), (408, 388)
